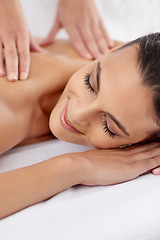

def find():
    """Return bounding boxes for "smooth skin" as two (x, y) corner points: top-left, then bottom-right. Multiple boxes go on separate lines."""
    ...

(50, 46), (158, 148)
(0, 40), (160, 219)
(0, 0), (113, 81)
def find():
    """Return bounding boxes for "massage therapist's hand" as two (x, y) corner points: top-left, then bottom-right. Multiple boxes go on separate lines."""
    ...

(72, 142), (160, 186)
(0, 0), (44, 81)
(40, 0), (114, 59)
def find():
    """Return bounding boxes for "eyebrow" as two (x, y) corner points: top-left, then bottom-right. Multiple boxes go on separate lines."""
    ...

(96, 61), (130, 137)
(107, 112), (130, 136)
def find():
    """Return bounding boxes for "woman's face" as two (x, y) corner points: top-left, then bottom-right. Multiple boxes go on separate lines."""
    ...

(49, 45), (159, 149)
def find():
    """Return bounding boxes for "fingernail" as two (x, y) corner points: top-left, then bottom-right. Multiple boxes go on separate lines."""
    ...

(153, 168), (160, 175)
(8, 72), (18, 81)
(0, 69), (5, 77)
(20, 72), (27, 80)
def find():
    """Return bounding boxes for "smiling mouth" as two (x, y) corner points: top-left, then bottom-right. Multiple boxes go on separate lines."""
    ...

(60, 104), (82, 134)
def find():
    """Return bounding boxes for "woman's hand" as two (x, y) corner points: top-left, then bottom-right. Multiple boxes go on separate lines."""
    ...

(0, 0), (44, 81)
(73, 142), (160, 186)
(40, 0), (114, 59)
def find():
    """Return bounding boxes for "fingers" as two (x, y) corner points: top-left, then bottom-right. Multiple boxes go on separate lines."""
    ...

(2, 31), (29, 81)
(66, 25), (93, 59)
(4, 33), (30, 81)
(64, 19), (101, 59)
(91, 21), (109, 54)
(17, 33), (30, 80)
(132, 155), (160, 177)
(78, 22), (102, 59)
(130, 144), (160, 161)
(99, 20), (114, 49)
(152, 167), (160, 175)
(124, 142), (160, 154)
(2, 34), (46, 82)
(72, 18), (113, 60)
(0, 0), (43, 81)
(91, 19), (114, 55)
(39, 17), (61, 47)
(127, 143), (160, 177)
(119, 142), (160, 177)
(4, 39), (18, 81)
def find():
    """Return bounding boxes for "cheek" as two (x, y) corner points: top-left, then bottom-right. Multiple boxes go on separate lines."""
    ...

(88, 125), (134, 149)
(86, 125), (114, 149)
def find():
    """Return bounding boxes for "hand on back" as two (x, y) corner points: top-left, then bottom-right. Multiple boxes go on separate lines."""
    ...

(40, 0), (114, 59)
(0, 0), (44, 81)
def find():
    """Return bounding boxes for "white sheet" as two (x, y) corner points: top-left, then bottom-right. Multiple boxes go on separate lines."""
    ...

(1, 140), (160, 240)
(1, 1), (160, 239)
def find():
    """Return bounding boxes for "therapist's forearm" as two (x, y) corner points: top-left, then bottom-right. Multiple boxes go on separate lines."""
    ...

(0, 154), (82, 219)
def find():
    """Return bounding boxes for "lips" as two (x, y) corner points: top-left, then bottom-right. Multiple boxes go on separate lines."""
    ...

(60, 104), (82, 134)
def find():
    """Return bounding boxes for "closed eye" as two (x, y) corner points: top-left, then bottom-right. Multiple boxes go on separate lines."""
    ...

(102, 118), (116, 138)
(84, 72), (116, 138)
(84, 73), (97, 94)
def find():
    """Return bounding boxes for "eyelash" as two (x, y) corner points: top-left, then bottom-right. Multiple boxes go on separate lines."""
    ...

(84, 73), (116, 139)
(84, 73), (96, 94)
(102, 119), (116, 139)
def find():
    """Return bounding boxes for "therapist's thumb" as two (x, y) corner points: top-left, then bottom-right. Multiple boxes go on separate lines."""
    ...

(39, 17), (61, 46)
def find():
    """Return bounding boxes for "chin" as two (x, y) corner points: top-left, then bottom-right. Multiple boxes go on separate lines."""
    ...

(49, 119), (92, 148)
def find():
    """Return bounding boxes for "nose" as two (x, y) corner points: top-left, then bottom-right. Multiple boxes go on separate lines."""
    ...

(69, 99), (98, 126)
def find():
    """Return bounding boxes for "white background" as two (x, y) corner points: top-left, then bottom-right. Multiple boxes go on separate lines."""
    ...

(1, 1), (160, 239)
(21, 0), (160, 41)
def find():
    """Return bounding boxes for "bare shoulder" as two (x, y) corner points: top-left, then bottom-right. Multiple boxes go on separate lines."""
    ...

(42, 39), (124, 58)
(0, 40), (89, 154)
(37, 38), (124, 58)
(0, 80), (35, 154)
(29, 40), (91, 92)
(46, 39), (90, 60)
(36, 38), (84, 60)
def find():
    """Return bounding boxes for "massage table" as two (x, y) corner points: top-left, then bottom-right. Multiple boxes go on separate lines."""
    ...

(1, 1), (160, 239)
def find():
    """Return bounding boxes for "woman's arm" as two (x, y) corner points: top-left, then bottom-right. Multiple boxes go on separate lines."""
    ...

(1, 141), (160, 219)
(0, 155), (82, 219)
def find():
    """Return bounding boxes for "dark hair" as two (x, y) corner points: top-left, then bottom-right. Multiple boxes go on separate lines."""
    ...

(119, 33), (160, 142)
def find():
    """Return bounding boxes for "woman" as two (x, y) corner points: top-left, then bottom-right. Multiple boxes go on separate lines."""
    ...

(0, 33), (160, 219)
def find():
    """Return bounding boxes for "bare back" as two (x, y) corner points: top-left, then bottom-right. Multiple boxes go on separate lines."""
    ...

(0, 40), (90, 154)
